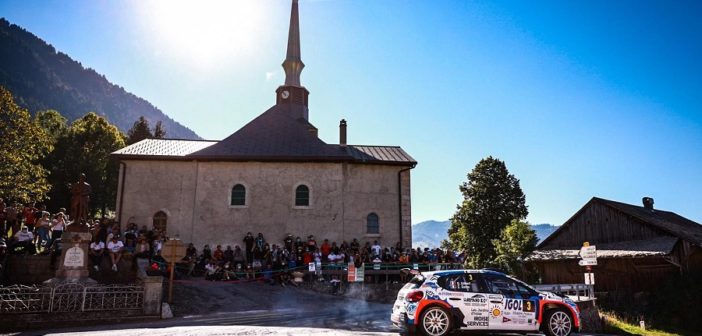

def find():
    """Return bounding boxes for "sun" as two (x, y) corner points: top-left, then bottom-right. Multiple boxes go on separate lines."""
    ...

(133, 0), (267, 69)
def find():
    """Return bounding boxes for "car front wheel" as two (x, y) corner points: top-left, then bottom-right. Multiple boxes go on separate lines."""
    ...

(419, 306), (453, 336)
(543, 308), (573, 336)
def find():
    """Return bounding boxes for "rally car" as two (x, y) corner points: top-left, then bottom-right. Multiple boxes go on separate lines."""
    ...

(391, 269), (580, 336)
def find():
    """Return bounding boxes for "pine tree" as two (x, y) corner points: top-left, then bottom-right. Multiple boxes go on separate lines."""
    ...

(126, 116), (152, 145)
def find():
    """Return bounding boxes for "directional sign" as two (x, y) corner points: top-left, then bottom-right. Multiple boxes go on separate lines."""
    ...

(580, 245), (597, 260)
(579, 259), (598, 266)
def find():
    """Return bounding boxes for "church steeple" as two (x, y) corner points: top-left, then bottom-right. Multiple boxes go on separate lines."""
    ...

(283, 0), (304, 86)
(276, 0), (310, 120)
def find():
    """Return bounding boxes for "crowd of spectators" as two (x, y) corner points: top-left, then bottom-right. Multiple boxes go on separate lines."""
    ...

(0, 197), (464, 283)
(184, 232), (465, 283)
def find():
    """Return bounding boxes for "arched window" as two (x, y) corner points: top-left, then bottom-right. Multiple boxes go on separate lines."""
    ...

(367, 213), (379, 234)
(231, 184), (246, 206)
(295, 185), (310, 207)
(153, 211), (167, 234)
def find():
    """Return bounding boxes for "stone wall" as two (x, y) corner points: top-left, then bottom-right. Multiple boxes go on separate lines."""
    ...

(118, 160), (413, 249)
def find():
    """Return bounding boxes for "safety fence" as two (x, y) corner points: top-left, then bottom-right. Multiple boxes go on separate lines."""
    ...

(0, 283), (144, 314)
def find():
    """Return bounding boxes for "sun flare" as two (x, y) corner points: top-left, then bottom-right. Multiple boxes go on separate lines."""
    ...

(134, 0), (267, 69)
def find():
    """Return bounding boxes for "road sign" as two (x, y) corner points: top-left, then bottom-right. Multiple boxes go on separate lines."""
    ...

(162, 239), (187, 263)
(578, 259), (598, 266)
(580, 245), (597, 260)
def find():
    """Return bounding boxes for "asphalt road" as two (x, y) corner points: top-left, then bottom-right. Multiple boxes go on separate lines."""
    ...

(11, 281), (611, 336)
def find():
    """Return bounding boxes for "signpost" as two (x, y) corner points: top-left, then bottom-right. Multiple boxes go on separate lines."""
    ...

(579, 242), (597, 299)
(161, 239), (187, 304)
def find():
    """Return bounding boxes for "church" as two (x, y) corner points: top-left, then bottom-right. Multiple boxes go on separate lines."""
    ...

(112, 0), (416, 249)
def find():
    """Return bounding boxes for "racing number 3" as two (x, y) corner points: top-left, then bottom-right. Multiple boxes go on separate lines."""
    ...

(523, 300), (535, 312)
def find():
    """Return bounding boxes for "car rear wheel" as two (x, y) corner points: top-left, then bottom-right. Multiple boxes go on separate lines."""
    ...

(543, 308), (573, 336)
(419, 306), (453, 336)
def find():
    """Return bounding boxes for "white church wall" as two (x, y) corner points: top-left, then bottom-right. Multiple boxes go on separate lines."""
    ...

(118, 160), (409, 249)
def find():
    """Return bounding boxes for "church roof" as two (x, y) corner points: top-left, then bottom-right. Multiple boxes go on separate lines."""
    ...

(112, 106), (416, 166)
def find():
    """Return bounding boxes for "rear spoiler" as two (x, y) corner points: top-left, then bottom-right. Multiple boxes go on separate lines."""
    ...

(400, 268), (422, 276)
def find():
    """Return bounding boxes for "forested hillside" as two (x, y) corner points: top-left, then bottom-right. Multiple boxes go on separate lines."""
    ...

(0, 18), (199, 139)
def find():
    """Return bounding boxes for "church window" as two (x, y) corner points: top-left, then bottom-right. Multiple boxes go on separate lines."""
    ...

(367, 213), (379, 234)
(231, 184), (246, 206)
(153, 211), (167, 234)
(295, 184), (310, 207)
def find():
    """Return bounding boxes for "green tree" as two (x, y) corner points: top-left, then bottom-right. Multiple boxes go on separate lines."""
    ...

(153, 120), (166, 139)
(0, 86), (51, 202)
(446, 156), (528, 268)
(64, 112), (125, 216)
(492, 219), (538, 279)
(35, 110), (71, 210)
(126, 116), (152, 145)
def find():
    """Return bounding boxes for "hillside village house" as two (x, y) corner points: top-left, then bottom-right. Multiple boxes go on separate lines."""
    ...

(527, 197), (702, 293)
(111, 0), (416, 249)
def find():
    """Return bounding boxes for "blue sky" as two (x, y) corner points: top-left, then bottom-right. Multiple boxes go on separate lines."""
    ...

(2, 0), (701, 225)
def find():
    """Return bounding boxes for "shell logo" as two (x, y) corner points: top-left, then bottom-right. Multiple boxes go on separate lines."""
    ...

(491, 307), (501, 317)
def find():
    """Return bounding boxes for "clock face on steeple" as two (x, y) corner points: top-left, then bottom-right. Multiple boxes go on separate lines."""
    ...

(281, 90), (290, 99)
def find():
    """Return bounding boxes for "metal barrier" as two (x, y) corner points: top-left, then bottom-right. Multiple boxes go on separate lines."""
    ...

(532, 283), (595, 301)
(0, 283), (144, 314)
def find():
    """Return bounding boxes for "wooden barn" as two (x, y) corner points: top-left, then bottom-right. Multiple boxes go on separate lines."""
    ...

(527, 197), (702, 293)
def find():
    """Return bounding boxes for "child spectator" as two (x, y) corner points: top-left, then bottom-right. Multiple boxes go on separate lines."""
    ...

(107, 235), (124, 271)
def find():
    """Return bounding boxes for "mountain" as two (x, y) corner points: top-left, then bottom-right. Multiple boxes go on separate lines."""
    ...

(0, 18), (199, 139)
(412, 220), (558, 249)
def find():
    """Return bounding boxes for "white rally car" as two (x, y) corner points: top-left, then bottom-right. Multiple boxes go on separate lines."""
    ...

(391, 269), (581, 336)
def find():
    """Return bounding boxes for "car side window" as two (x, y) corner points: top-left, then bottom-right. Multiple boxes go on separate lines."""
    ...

(484, 276), (520, 296)
(439, 274), (481, 292)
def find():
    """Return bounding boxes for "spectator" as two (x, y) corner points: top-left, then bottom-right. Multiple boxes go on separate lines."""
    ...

(13, 226), (36, 254)
(350, 238), (360, 254)
(135, 234), (151, 259)
(152, 234), (163, 256)
(232, 245), (245, 270)
(35, 212), (51, 250)
(107, 235), (124, 271)
(49, 212), (66, 249)
(283, 234), (294, 252)
(22, 202), (38, 233)
(89, 235), (105, 271)
(252, 245), (263, 270)
(255, 232), (265, 250)
(320, 239), (331, 261)
(243, 232), (254, 262)
(223, 245), (234, 263)
(306, 235), (317, 252)
(371, 240), (382, 257)
(213, 245), (224, 263)
(205, 260), (219, 281)
(202, 245), (212, 260)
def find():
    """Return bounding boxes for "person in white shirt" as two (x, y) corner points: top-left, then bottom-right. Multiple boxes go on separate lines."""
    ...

(89, 236), (105, 271)
(12, 226), (36, 254)
(371, 240), (382, 257)
(107, 235), (124, 271)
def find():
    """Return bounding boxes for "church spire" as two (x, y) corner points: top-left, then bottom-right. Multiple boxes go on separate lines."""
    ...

(283, 0), (304, 86)
(276, 0), (310, 120)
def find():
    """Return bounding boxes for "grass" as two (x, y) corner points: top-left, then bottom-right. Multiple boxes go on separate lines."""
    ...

(601, 312), (693, 336)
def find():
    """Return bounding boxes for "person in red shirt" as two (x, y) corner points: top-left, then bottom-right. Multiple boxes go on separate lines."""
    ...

(213, 245), (224, 264)
(22, 202), (38, 233)
(320, 239), (331, 262)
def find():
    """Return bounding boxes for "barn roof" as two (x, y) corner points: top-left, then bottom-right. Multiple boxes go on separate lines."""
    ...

(528, 236), (677, 261)
(538, 197), (702, 248)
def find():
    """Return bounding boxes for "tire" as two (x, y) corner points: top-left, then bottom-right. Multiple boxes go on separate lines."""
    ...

(542, 308), (574, 336)
(419, 306), (453, 336)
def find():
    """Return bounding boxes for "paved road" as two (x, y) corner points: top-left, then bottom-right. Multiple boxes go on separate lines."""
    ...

(15, 281), (611, 336)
